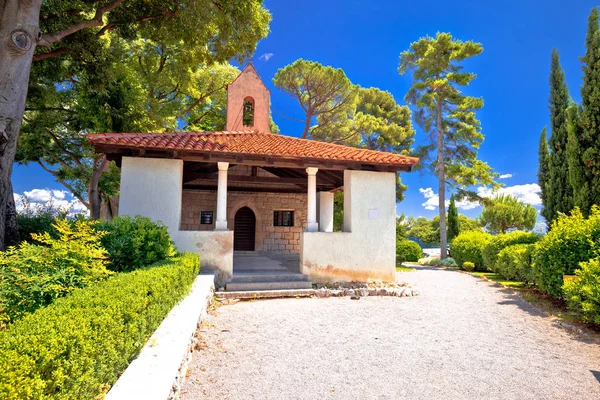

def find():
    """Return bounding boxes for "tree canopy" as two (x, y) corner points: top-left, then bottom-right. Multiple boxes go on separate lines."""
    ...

(1, 0), (272, 247)
(478, 193), (537, 234)
(398, 32), (498, 258)
(272, 59), (357, 139)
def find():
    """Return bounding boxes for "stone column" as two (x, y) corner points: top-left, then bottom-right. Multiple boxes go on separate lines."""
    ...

(317, 191), (334, 232)
(215, 162), (229, 230)
(306, 167), (319, 232)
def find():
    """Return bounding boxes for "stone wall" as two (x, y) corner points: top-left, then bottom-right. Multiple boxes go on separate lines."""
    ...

(181, 190), (307, 254)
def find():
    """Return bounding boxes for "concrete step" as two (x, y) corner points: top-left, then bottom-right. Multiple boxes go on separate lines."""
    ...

(216, 289), (315, 300)
(226, 280), (313, 291)
(230, 273), (310, 283)
(233, 251), (263, 257)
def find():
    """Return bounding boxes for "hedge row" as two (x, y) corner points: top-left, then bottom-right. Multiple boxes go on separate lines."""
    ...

(450, 231), (492, 271)
(496, 243), (536, 283)
(0, 253), (200, 400)
(564, 257), (600, 325)
(534, 207), (600, 298)
(483, 231), (539, 272)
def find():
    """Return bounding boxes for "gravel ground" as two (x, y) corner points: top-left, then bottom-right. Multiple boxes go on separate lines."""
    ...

(181, 266), (600, 400)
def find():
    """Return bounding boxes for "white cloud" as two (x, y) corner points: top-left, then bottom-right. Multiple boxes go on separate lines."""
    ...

(477, 183), (542, 206)
(419, 187), (437, 210)
(15, 188), (88, 216)
(418, 183), (542, 211)
(259, 52), (274, 62)
(499, 173), (513, 179)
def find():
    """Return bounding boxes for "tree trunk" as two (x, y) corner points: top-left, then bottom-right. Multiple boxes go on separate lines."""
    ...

(301, 110), (312, 139)
(88, 155), (109, 220)
(4, 181), (19, 247)
(436, 98), (447, 259)
(0, 0), (43, 249)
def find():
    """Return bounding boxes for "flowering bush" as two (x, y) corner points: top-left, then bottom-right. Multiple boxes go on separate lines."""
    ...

(0, 219), (111, 326)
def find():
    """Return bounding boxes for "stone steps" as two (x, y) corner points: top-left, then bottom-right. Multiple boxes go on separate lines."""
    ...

(215, 289), (315, 300)
(226, 280), (313, 291)
(228, 253), (312, 291)
(232, 273), (311, 282)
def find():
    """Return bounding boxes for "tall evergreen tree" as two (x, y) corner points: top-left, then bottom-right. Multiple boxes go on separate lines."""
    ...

(574, 7), (600, 213)
(566, 104), (593, 216)
(545, 49), (573, 223)
(398, 33), (498, 259)
(538, 127), (551, 225)
(447, 194), (460, 242)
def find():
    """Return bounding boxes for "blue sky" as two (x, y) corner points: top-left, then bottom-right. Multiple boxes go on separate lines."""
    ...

(13, 0), (598, 224)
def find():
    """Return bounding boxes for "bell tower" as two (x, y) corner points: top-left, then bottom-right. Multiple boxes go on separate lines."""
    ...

(225, 62), (271, 133)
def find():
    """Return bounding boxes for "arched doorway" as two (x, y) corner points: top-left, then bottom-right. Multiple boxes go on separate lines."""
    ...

(234, 206), (256, 251)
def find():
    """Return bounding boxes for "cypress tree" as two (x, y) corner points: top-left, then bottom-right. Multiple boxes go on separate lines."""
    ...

(538, 127), (551, 226)
(577, 7), (600, 212)
(566, 104), (593, 216)
(447, 194), (460, 242)
(546, 49), (573, 222)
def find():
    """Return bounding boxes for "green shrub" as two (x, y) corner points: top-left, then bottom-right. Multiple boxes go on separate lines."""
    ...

(396, 239), (422, 263)
(533, 207), (600, 298)
(0, 253), (199, 400)
(495, 243), (535, 282)
(564, 257), (600, 325)
(0, 219), (111, 326)
(463, 261), (475, 272)
(418, 257), (457, 267)
(436, 257), (457, 268)
(96, 215), (176, 272)
(450, 230), (492, 271)
(418, 257), (437, 265)
(482, 231), (539, 272)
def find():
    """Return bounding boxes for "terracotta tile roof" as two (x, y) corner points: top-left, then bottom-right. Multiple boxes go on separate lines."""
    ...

(87, 131), (419, 167)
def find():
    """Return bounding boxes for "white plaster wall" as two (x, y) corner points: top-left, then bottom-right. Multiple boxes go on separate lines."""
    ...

(174, 231), (233, 286)
(301, 170), (396, 282)
(316, 192), (334, 233)
(120, 157), (183, 232)
(119, 157), (233, 285)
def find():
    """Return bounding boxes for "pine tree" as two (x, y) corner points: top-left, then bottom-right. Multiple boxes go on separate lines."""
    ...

(447, 194), (460, 242)
(538, 127), (551, 226)
(576, 7), (600, 212)
(399, 33), (498, 259)
(545, 49), (573, 222)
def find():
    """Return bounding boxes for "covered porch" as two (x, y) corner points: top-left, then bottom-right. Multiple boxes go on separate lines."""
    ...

(88, 131), (417, 288)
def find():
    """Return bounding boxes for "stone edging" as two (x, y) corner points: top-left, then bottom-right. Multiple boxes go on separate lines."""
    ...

(104, 273), (215, 400)
(314, 286), (419, 298)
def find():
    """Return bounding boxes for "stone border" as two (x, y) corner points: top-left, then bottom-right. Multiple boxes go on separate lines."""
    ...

(314, 286), (419, 298)
(105, 273), (215, 400)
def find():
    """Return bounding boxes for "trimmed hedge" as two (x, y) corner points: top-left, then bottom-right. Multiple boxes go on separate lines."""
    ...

(482, 231), (539, 272)
(95, 215), (176, 272)
(450, 231), (492, 271)
(533, 207), (600, 298)
(564, 257), (600, 325)
(396, 239), (423, 263)
(0, 253), (199, 400)
(495, 243), (535, 282)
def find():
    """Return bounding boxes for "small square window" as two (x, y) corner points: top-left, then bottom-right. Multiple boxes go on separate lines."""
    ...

(274, 210), (294, 227)
(200, 211), (214, 225)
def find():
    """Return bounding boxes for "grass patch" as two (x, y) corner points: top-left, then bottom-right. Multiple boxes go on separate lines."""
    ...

(396, 265), (416, 272)
(469, 271), (526, 289)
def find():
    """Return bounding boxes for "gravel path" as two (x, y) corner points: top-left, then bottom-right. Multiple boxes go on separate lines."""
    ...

(181, 266), (600, 399)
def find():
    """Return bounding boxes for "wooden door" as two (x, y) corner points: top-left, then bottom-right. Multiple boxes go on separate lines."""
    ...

(234, 206), (256, 251)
